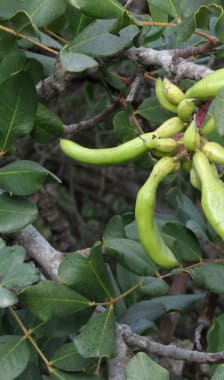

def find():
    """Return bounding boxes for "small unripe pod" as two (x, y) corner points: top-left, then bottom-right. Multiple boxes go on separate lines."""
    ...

(202, 141), (224, 164)
(183, 120), (201, 151)
(154, 117), (185, 138)
(163, 78), (185, 105)
(184, 68), (224, 100)
(177, 99), (196, 122)
(155, 78), (178, 113)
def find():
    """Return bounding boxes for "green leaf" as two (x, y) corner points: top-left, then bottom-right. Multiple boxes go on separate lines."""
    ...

(120, 299), (166, 333)
(51, 343), (95, 372)
(126, 352), (169, 380)
(0, 193), (38, 233)
(147, 2), (168, 22)
(162, 222), (202, 263)
(211, 365), (224, 380)
(147, 0), (180, 19)
(103, 238), (158, 277)
(113, 110), (138, 142)
(75, 307), (116, 358)
(0, 335), (30, 380)
(0, 160), (49, 195)
(0, 71), (37, 152)
(103, 215), (126, 240)
(70, 0), (124, 19)
(50, 369), (100, 380)
(1, 247), (40, 289)
(31, 103), (64, 143)
(68, 20), (139, 58)
(59, 243), (114, 300)
(190, 263), (224, 293)
(215, 14), (224, 43)
(195, 4), (223, 30)
(9, 10), (39, 37)
(0, 287), (18, 308)
(176, 16), (195, 41)
(22, 0), (67, 28)
(0, 49), (26, 85)
(67, 5), (93, 37)
(137, 97), (175, 126)
(213, 88), (224, 137)
(20, 281), (91, 321)
(207, 314), (224, 354)
(60, 49), (98, 72)
(16, 361), (41, 380)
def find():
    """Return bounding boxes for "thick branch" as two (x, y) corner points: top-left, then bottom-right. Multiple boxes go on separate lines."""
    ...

(126, 47), (212, 80)
(15, 224), (63, 282)
(122, 324), (224, 364)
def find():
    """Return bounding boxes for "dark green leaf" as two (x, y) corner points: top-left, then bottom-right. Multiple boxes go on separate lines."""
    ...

(0, 72), (37, 151)
(51, 343), (95, 372)
(67, 5), (93, 37)
(70, 0), (124, 19)
(9, 10), (39, 37)
(23, 0), (67, 28)
(0, 193), (38, 233)
(190, 263), (224, 293)
(59, 243), (114, 300)
(0, 287), (18, 307)
(32, 103), (63, 143)
(162, 222), (202, 263)
(75, 307), (116, 358)
(120, 299), (166, 333)
(215, 14), (224, 43)
(176, 16), (195, 41)
(60, 48), (98, 72)
(147, 0), (180, 18)
(137, 97), (175, 125)
(207, 314), (224, 353)
(103, 238), (158, 276)
(0, 49), (26, 85)
(113, 110), (138, 142)
(103, 215), (126, 240)
(0, 335), (30, 380)
(50, 369), (100, 380)
(16, 362), (41, 380)
(20, 281), (91, 321)
(195, 4), (222, 30)
(213, 88), (224, 137)
(147, 2), (168, 22)
(68, 20), (139, 57)
(0, 160), (49, 195)
(126, 352), (169, 380)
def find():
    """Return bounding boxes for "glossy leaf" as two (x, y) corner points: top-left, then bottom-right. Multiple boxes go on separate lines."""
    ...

(67, 5), (93, 37)
(0, 72), (37, 152)
(0, 49), (26, 85)
(207, 314), (224, 356)
(75, 307), (116, 358)
(147, 0), (180, 18)
(32, 103), (64, 143)
(0, 160), (49, 195)
(113, 110), (137, 142)
(0, 335), (30, 380)
(22, 0), (67, 28)
(51, 343), (95, 372)
(126, 352), (169, 380)
(50, 369), (100, 380)
(9, 10), (39, 37)
(0, 193), (38, 233)
(137, 97), (175, 125)
(60, 49), (98, 72)
(68, 20), (139, 57)
(103, 215), (126, 240)
(103, 238), (158, 276)
(195, 4), (222, 30)
(20, 281), (91, 321)
(0, 287), (18, 308)
(59, 243), (114, 300)
(70, 0), (124, 19)
(190, 263), (224, 293)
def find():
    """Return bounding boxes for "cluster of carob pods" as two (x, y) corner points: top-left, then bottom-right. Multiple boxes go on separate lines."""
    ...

(61, 68), (224, 269)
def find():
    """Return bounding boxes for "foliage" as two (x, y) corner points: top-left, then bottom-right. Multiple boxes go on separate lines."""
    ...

(1, 1), (224, 379)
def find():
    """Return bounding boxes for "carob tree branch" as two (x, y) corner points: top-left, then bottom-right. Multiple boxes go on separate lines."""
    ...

(121, 324), (224, 364)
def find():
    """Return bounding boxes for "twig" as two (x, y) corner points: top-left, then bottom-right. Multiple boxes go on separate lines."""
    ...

(126, 71), (143, 103)
(121, 324), (224, 364)
(64, 98), (121, 135)
(108, 324), (130, 380)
